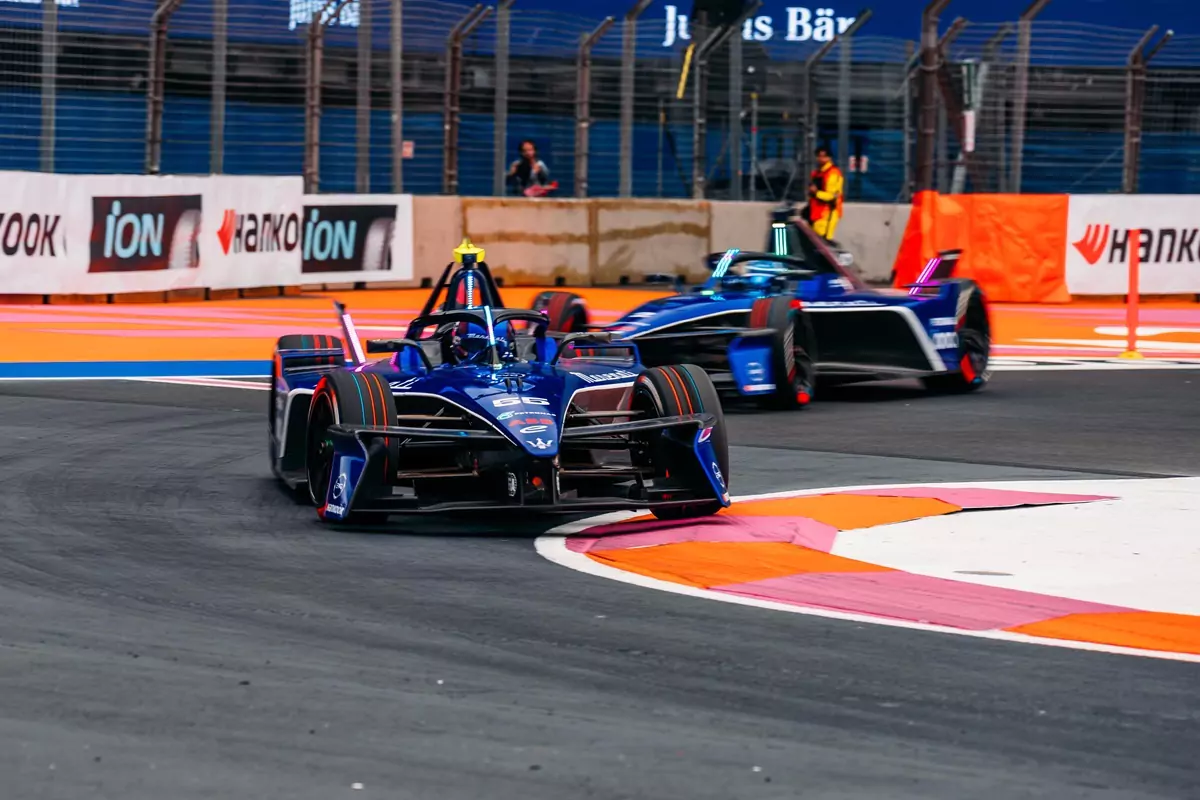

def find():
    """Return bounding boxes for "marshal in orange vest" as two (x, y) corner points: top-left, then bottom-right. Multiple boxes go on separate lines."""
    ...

(807, 147), (844, 240)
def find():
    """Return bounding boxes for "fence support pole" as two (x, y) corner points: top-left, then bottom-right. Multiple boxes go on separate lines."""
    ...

(442, 5), (491, 195)
(729, 22), (744, 200)
(803, 9), (871, 187)
(933, 17), (967, 192)
(145, 0), (186, 175)
(1009, 0), (1050, 194)
(356, 0), (372, 192)
(391, 0), (403, 192)
(40, 0), (58, 172)
(492, 0), (514, 197)
(619, 0), (653, 197)
(691, 1), (762, 199)
(1122, 26), (1170, 194)
(304, 0), (353, 194)
(576, 17), (615, 198)
(837, 27), (850, 183)
(210, 0), (227, 173)
(915, 0), (949, 193)
(900, 41), (916, 200)
(656, 97), (664, 197)
(748, 91), (758, 200)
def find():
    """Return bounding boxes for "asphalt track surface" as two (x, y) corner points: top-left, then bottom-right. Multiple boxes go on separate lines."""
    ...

(2, 370), (1199, 799)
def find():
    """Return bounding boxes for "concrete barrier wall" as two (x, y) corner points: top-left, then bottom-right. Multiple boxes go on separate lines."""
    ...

(834, 202), (911, 284)
(594, 200), (712, 284)
(410, 196), (909, 287)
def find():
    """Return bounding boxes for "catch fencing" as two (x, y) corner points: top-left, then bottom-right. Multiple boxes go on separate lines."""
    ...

(0, 0), (1197, 202)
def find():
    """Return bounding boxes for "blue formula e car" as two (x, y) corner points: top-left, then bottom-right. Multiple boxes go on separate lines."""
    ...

(531, 209), (991, 410)
(268, 241), (730, 524)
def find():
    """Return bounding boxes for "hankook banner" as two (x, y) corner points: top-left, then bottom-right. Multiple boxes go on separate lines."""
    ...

(0, 172), (414, 294)
(1066, 194), (1200, 295)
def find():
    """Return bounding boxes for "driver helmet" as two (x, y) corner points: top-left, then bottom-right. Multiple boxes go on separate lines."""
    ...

(450, 320), (517, 363)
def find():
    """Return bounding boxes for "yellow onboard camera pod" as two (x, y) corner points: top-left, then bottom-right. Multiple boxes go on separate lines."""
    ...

(453, 237), (485, 265)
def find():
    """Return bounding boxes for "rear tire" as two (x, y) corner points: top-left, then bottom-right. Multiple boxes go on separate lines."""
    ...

(532, 291), (589, 333)
(305, 370), (397, 525)
(270, 335), (346, 475)
(750, 296), (817, 410)
(922, 283), (990, 394)
(631, 364), (729, 521)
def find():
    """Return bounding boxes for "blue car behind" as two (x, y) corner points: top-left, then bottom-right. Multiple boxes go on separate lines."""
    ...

(532, 210), (991, 410)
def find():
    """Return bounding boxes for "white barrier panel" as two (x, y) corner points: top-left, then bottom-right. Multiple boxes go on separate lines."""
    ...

(0, 172), (414, 294)
(1066, 195), (1200, 295)
(298, 193), (414, 283)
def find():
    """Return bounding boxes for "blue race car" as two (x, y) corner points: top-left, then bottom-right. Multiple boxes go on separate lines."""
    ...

(532, 208), (991, 410)
(268, 240), (730, 524)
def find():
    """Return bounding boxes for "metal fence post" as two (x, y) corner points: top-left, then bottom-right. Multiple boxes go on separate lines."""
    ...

(575, 17), (615, 198)
(748, 91), (758, 200)
(40, 0), (58, 172)
(690, 14), (711, 200)
(391, 0), (403, 192)
(691, 2), (761, 200)
(619, 0), (653, 197)
(1010, 0), (1050, 194)
(304, 0), (354, 194)
(934, 17), (966, 192)
(915, 0), (950, 193)
(1123, 27), (1171, 194)
(211, 0), (227, 174)
(900, 41), (917, 200)
(356, 0), (372, 192)
(803, 9), (871, 188)
(443, 5), (492, 195)
(492, 0), (514, 197)
(729, 23), (743, 200)
(145, 0), (186, 175)
(837, 30), (850, 185)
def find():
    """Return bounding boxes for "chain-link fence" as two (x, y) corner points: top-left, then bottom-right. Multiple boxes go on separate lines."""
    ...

(1, 0), (1196, 200)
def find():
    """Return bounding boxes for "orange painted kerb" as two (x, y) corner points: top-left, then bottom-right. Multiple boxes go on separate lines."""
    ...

(574, 492), (1200, 659)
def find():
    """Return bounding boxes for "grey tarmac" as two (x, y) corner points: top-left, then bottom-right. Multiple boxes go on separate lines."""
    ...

(0, 370), (1197, 799)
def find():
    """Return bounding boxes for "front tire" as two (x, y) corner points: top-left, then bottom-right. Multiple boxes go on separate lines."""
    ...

(305, 370), (398, 525)
(631, 364), (729, 521)
(750, 296), (817, 410)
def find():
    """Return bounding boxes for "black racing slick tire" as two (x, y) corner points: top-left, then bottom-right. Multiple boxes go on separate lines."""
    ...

(632, 364), (729, 521)
(921, 281), (991, 394)
(305, 370), (398, 525)
(532, 291), (589, 333)
(749, 296), (817, 410)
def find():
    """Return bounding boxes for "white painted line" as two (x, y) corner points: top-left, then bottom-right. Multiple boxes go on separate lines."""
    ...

(134, 377), (272, 391)
(535, 478), (1200, 664)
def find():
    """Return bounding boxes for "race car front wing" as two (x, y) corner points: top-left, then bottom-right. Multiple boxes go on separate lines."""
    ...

(317, 413), (730, 518)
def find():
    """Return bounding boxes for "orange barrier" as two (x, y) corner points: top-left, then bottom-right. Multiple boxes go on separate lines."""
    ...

(892, 191), (1071, 303)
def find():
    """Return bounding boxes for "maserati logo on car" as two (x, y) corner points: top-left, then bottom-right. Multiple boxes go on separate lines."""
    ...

(332, 472), (347, 500)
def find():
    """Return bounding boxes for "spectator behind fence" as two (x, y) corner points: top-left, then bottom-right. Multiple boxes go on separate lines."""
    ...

(507, 140), (553, 196)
